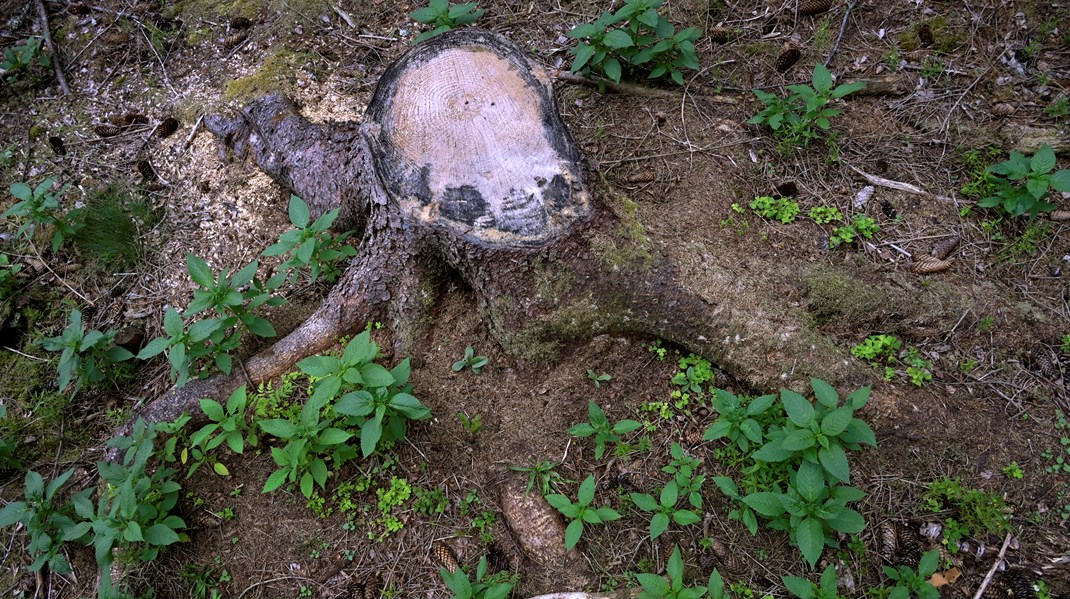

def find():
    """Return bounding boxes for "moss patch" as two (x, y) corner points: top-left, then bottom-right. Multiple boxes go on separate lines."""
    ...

(802, 264), (895, 329)
(224, 48), (316, 102)
(592, 194), (653, 272)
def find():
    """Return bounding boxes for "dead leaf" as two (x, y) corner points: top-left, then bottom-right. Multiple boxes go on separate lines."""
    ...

(928, 568), (961, 588)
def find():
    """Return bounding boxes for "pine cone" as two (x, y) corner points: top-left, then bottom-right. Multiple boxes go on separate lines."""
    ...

(430, 541), (459, 573)
(1049, 210), (1070, 221)
(931, 235), (960, 260)
(709, 27), (734, 43)
(912, 255), (952, 274)
(1002, 569), (1036, 599)
(799, 0), (834, 15)
(775, 47), (802, 73)
(917, 23), (935, 47)
(157, 117), (179, 139)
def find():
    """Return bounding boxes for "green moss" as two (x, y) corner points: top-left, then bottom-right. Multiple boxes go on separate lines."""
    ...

(533, 258), (573, 303)
(592, 194), (653, 271)
(224, 48), (316, 102)
(898, 16), (964, 53)
(510, 294), (632, 362)
(802, 265), (894, 329)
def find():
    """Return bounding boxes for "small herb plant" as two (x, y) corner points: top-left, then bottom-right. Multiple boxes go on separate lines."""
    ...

(977, 144), (1070, 218)
(0, 469), (82, 574)
(568, 0), (702, 85)
(783, 563), (843, 599)
(748, 64), (866, 151)
(258, 391), (355, 498)
(39, 308), (134, 394)
(630, 480), (702, 540)
(829, 215), (879, 248)
(703, 389), (777, 453)
(1, 37), (51, 83)
(808, 205), (843, 225)
(439, 555), (515, 599)
(750, 196), (800, 224)
(3, 176), (80, 252)
(586, 369), (612, 388)
(410, 0), (485, 43)
(509, 459), (568, 496)
(546, 475), (621, 551)
(185, 385), (258, 477)
(452, 346), (489, 374)
(262, 195), (356, 285)
(883, 549), (941, 599)
(635, 545), (721, 598)
(569, 400), (642, 459)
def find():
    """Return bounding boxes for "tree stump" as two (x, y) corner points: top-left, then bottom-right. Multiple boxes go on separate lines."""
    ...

(128, 27), (876, 436)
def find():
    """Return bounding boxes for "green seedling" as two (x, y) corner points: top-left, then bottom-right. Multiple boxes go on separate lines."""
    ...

(586, 369), (612, 388)
(457, 411), (483, 434)
(703, 389), (777, 453)
(1, 37), (51, 83)
(630, 481), (701, 540)
(509, 459), (568, 496)
(750, 196), (800, 224)
(452, 346), (489, 374)
(829, 215), (879, 248)
(635, 545), (720, 598)
(545, 475), (621, 551)
(748, 63), (866, 151)
(3, 176), (80, 252)
(39, 308), (133, 394)
(883, 549), (941, 599)
(569, 400), (642, 459)
(783, 563), (843, 599)
(808, 205), (843, 225)
(410, 0), (485, 43)
(0, 469), (82, 574)
(438, 555), (515, 599)
(185, 385), (258, 477)
(978, 144), (1070, 217)
(262, 195), (357, 285)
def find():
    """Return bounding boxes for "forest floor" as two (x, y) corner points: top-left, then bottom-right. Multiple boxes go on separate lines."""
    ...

(1, 0), (1069, 597)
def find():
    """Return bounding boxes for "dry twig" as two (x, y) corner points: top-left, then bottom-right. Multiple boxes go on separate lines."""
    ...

(35, 0), (71, 95)
(972, 532), (1014, 599)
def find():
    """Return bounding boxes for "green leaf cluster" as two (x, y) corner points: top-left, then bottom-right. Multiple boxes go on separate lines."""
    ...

(709, 379), (876, 568)
(39, 308), (134, 394)
(829, 215), (880, 249)
(569, 401), (642, 459)
(452, 346), (489, 374)
(3, 176), (80, 252)
(262, 195), (357, 285)
(568, 0), (702, 85)
(0, 469), (82, 574)
(748, 64), (865, 152)
(410, 0), (485, 43)
(546, 475), (621, 551)
(977, 144), (1070, 218)
(782, 563), (845, 599)
(635, 545), (724, 598)
(259, 330), (431, 498)
(509, 459), (569, 496)
(1, 37), (51, 83)
(166, 386), (259, 478)
(631, 443), (704, 539)
(703, 389), (776, 453)
(137, 254), (285, 386)
(750, 196), (800, 224)
(920, 476), (1011, 536)
(439, 555), (515, 599)
(883, 549), (941, 599)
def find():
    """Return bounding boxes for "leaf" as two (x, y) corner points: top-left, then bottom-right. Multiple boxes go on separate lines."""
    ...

(782, 389), (815, 426)
(564, 518), (584, 551)
(703, 420), (731, 440)
(928, 567), (961, 588)
(649, 512), (670, 539)
(1051, 170), (1070, 192)
(782, 429), (816, 451)
(796, 516), (826, 568)
(359, 363), (395, 388)
(569, 23), (601, 39)
(818, 443), (851, 482)
(918, 548), (941, 577)
(709, 569), (725, 599)
(245, 316), (276, 338)
(782, 575), (816, 599)
(811, 63), (833, 92)
(1031, 144), (1057, 174)
(746, 393), (776, 415)
(612, 419), (642, 434)
(752, 438), (794, 462)
(288, 195), (311, 227)
(569, 423), (596, 438)
(820, 407), (853, 436)
(388, 393), (431, 419)
(185, 253), (214, 288)
(667, 545), (684, 587)
(795, 461), (826, 501)
(318, 427), (352, 445)
(258, 419), (297, 438)
(603, 29), (635, 49)
(360, 414), (384, 457)
(711, 476), (739, 499)
(144, 523), (181, 546)
(811, 378), (839, 407)
(199, 399), (225, 422)
(545, 494), (575, 512)
(213, 462), (230, 476)
(672, 509), (701, 526)
(578, 475), (597, 506)
(631, 492), (659, 511)
(742, 492), (786, 517)
(604, 57), (622, 83)
(824, 506), (865, 533)
(841, 419), (877, 447)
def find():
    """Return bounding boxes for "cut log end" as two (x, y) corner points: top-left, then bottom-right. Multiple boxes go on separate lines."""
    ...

(364, 29), (591, 248)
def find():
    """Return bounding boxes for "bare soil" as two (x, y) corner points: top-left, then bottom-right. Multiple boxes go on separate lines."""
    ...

(1, 0), (1069, 597)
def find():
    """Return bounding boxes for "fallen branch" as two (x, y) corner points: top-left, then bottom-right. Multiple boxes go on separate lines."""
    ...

(824, 0), (859, 66)
(971, 532), (1014, 599)
(35, 0), (71, 95)
(843, 75), (912, 97)
(554, 71), (738, 103)
(848, 165), (957, 204)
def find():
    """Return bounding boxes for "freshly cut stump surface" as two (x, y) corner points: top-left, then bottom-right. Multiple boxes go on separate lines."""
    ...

(364, 29), (590, 246)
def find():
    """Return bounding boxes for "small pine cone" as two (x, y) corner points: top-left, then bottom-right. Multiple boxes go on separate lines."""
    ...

(224, 32), (249, 50)
(799, 0), (834, 16)
(775, 47), (802, 73)
(896, 523), (921, 567)
(124, 113), (149, 126)
(1036, 353), (1058, 379)
(157, 117), (179, 138)
(430, 541), (459, 573)
(626, 171), (656, 183)
(931, 235), (960, 260)
(912, 255), (952, 275)
(709, 27), (734, 43)
(917, 23), (934, 46)
(984, 580), (1010, 599)
(710, 538), (744, 574)
(361, 575), (381, 599)
(137, 160), (157, 181)
(230, 16), (254, 29)
(94, 124), (122, 137)
(879, 522), (898, 562)
(1049, 210), (1070, 221)
(1002, 569), (1036, 599)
